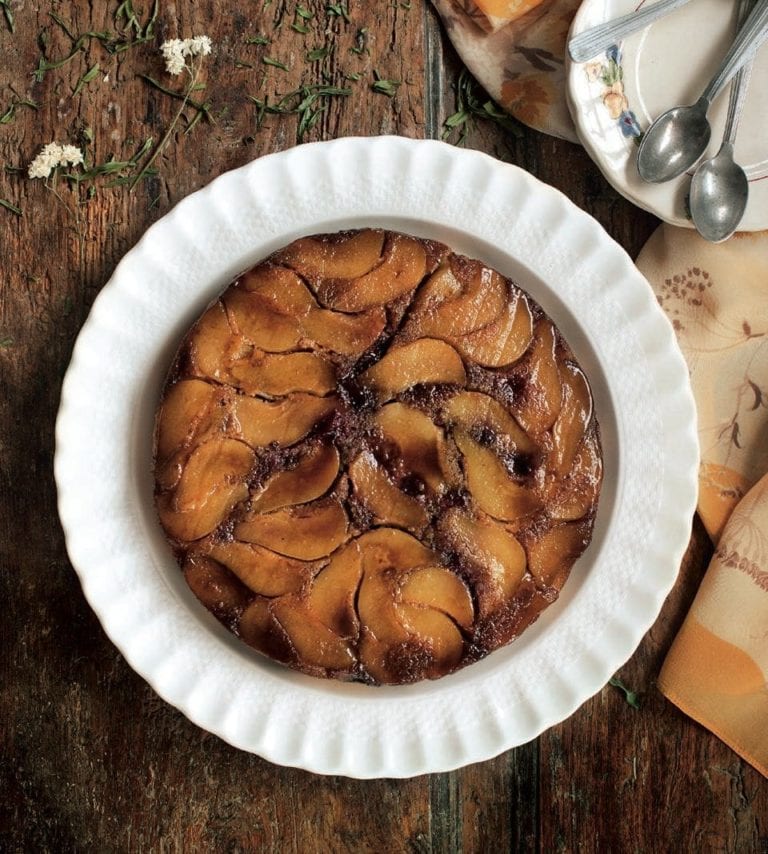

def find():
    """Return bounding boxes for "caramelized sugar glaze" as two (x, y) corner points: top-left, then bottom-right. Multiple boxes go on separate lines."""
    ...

(154, 230), (603, 684)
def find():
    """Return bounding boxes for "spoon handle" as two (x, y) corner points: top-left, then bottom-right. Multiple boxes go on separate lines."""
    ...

(567, 0), (693, 63)
(701, 0), (768, 105)
(723, 0), (757, 145)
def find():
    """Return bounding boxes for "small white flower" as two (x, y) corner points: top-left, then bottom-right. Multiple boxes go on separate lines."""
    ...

(160, 35), (212, 75)
(59, 144), (84, 167)
(28, 141), (85, 179)
(187, 35), (212, 57)
(161, 38), (187, 75)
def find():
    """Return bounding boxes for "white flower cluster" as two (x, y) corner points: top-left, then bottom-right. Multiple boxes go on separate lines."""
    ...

(160, 35), (212, 75)
(28, 142), (85, 180)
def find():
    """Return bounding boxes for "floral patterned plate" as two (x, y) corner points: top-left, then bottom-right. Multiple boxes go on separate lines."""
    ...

(566, 0), (768, 229)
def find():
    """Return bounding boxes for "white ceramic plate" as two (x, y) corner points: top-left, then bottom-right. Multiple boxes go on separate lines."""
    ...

(566, 0), (768, 229)
(55, 136), (698, 778)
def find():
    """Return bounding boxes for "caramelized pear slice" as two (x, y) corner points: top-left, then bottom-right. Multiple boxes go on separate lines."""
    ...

(274, 230), (386, 281)
(235, 498), (348, 560)
(204, 540), (314, 596)
(357, 566), (409, 645)
(237, 265), (314, 317)
(525, 520), (591, 589)
(455, 293), (533, 368)
(395, 603), (464, 670)
(188, 301), (250, 381)
(251, 443), (340, 513)
(238, 264), (386, 356)
(510, 320), (562, 435)
(233, 393), (335, 448)
(373, 402), (451, 493)
(271, 597), (355, 671)
(238, 597), (294, 664)
(358, 632), (399, 684)
(158, 438), (254, 541)
(455, 430), (540, 522)
(549, 432), (603, 522)
(302, 306), (386, 356)
(183, 554), (251, 616)
(227, 350), (336, 397)
(400, 566), (474, 628)
(308, 541), (363, 637)
(357, 527), (439, 573)
(550, 362), (593, 479)
(356, 527), (440, 644)
(443, 391), (535, 455)
(360, 338), (466, 402)
(349, 452), (428, 533)
(316, 234), (428, 311)
(404, 259), (507, 339)
(223, 287), (301, 352)
(440, 509), (527, 617)
(156, 379), (225, 462)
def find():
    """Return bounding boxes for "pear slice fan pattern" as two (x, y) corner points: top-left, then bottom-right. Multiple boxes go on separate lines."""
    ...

(154, 229), (603, 685)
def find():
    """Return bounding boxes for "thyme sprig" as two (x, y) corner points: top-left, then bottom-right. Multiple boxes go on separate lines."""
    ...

(249, 83), (352, 142)
(0, 199), (22, 216)
(443, 68), (523, 143)
(371, 70), (400, 98)
(609, 677), (641, 710)
(0, 98), (38, 125)
(33, 1), (159, 83)
(0, 0), (14, 33)
(139, 75), (214, 128)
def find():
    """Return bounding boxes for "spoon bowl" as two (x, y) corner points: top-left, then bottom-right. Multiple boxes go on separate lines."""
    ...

(637, 98), (711, 183)
(690, 142), (749, 242)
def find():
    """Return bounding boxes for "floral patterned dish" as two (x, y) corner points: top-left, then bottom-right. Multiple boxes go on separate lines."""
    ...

(566, 0), (768, 229)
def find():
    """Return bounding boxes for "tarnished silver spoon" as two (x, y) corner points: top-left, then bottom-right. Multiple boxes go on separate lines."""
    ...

(690, 0), (755, 242)
(637, 0), (768, 183)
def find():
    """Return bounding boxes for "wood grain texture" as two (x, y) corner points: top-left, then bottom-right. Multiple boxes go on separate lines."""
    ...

(1, 2), (765, 852)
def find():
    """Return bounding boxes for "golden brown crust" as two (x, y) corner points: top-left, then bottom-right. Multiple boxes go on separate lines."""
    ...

(153, 229), (603, 685)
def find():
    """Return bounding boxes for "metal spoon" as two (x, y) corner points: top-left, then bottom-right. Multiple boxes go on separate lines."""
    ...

(637, 0), (768, 183)
(568, 0), (693, 64)
(690, 0), (755, 242)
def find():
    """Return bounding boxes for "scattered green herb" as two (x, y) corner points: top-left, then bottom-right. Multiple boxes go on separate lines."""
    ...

(131, 43), (212, 191)
(263, 56), (290, 71)
(350, 27), (369, 55)
(306, 46), (331, 62)
(609, 677), (641, 710)
(326, 2), (351, 22)
(345, 72), (361, 81)
(0, 199), (22, 216)
(250, 83), (352, 142)
(33, 0), (158, 82)
(235, 59), (255, 69)
(372, 70), (400, 98)
(0, 0), (14, 33)
(139, 75), (214, 126)
(0, 334), (14, 347)
(73, 62), (101, 97)
(291, 22), (310, 33)
(442, 68), (523, 143)
(296, 5), (314, 19)
(246, 35), (270, 45)
(0, 98), (38, 125)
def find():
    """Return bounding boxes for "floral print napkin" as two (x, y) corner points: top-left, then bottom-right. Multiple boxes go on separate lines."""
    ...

(636, 225), (768, 778)
(431, 0), (581, 141)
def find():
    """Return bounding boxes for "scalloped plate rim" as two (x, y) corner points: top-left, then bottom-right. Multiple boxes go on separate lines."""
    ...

(55, 136), (698, 778)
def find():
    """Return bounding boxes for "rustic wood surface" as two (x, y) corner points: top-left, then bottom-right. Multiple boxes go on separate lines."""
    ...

(1, 2), (766, 852)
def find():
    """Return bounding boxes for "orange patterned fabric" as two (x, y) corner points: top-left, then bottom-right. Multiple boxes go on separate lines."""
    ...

(452, 0), (548, 31)
(431, 0), (580, 141)
(637, 225), (768, 778)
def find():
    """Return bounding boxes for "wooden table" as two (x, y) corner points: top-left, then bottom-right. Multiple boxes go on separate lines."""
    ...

(2, 2), (766, 851)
